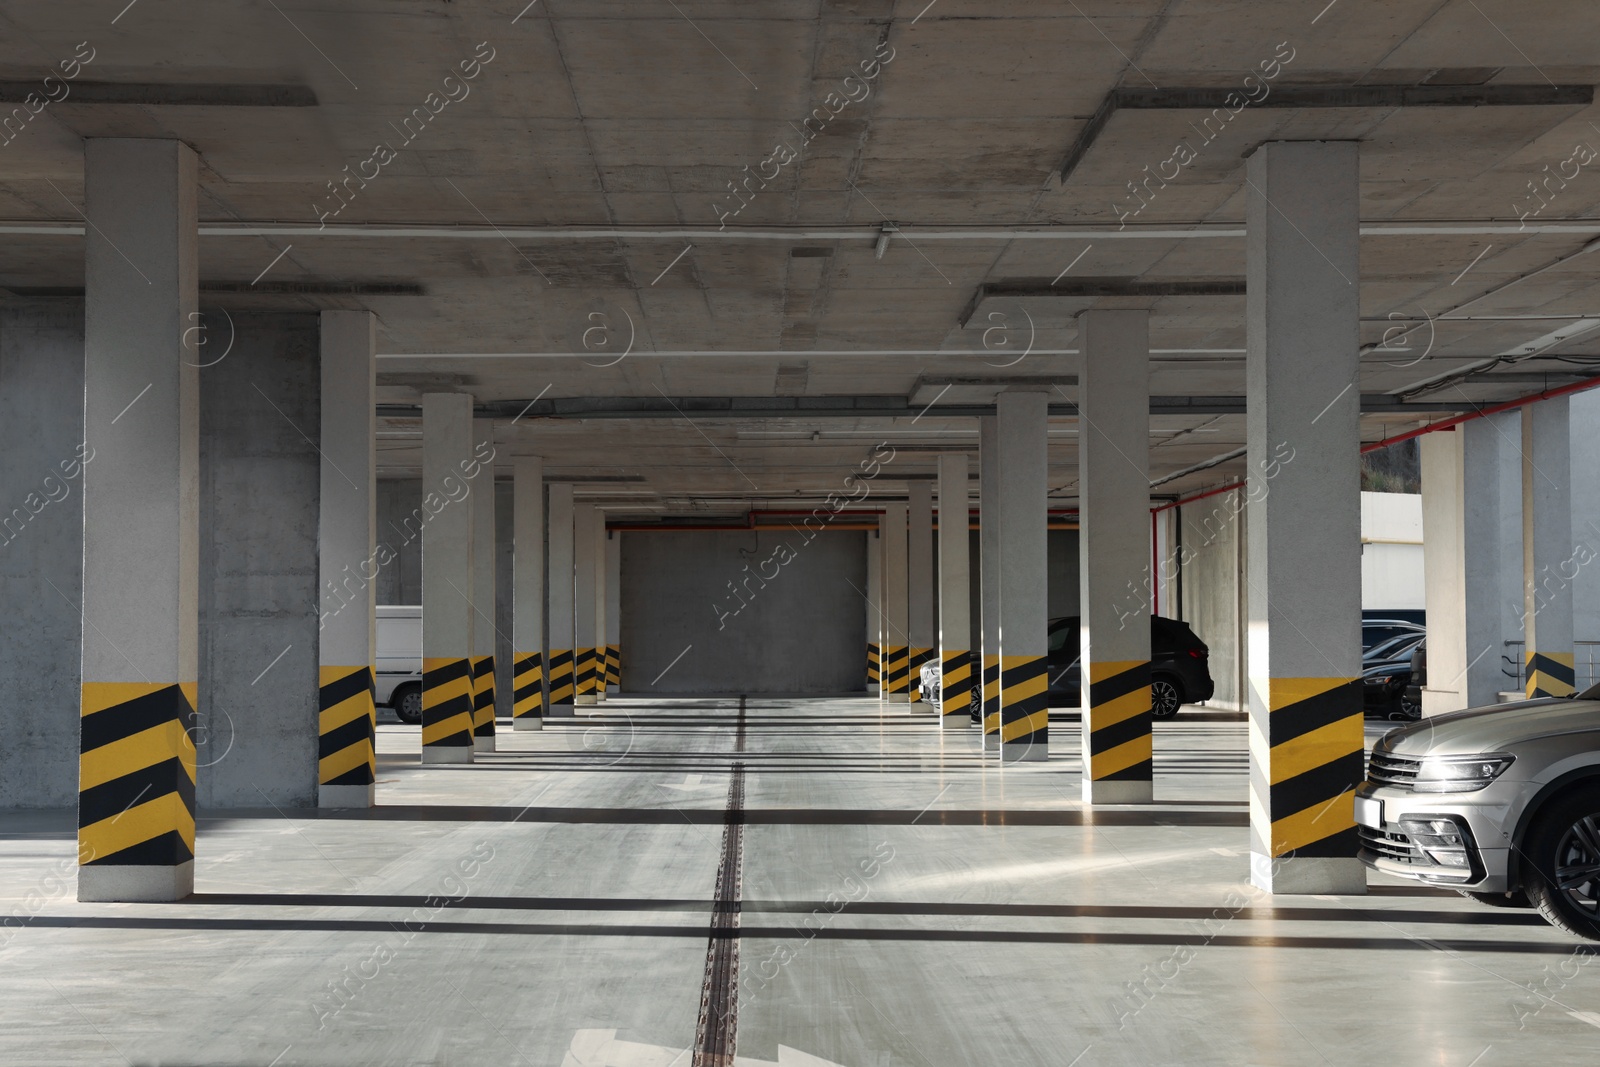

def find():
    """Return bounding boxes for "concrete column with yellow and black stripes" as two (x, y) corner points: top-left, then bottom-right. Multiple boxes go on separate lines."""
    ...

(605, 529), (621, 693)
(880, 503), (910, 700)
(77, 139), (200, 902)
(470, 427), (498, 751)
(1078, 309), (1153, 802)
(593, 508), (608, 702)
(996, 391), (1048, 762)
(512, 457), (545, 730)
(547, 484), (576, 715)
(979, 415), (1002, 751)
(573, 503), (599, 705)
(936, 454), (972, 730)
(316, 310), (378, 808)
(1522, 398), (1576, 697)
(865, 529), (881, 694)
(420, 392), (476, 765)
(1245, 140), (1366, 894)
(907, 482), (934, 708)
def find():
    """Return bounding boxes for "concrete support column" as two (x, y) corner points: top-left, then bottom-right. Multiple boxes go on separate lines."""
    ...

(1078, 309), (1153, 802)
(547, 484), (575, 715)
(1420, 428), (1484, 715)
(317, 311), (377, 807)
(1524, 398), (1575, 697)
(1462, 417), (1513, 707)
(937, 454), (973, 729)
(1245, 140), (1365, 895)
(865, 531), (881, 694)
(512, 458), (545, 729)
(907, 482), (934, 706)
(880, 504), (910, 699)
(420, 393), (476, 765)
(78, 140), (199, 901)
(996, 391), (1048, 762)
(573, 503), (598, 705)
(979, 415), (1002, 750)
(469, 428), (498, 750)
(593, 510), (608, 702)
(605, 530), (621, 693)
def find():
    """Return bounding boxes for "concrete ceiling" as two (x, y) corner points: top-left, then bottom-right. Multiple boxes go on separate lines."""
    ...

(4, 1), (1600, 514)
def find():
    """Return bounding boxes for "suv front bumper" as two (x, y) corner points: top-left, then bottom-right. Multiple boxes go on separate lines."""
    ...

(1354, 783), (1516, 892)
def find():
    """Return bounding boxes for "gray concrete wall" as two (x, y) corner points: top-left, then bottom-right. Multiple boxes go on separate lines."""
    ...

(0, 305), (86, 809)
(197, 313), (321, 808)
(375, 478), (424, 606)
(1178, 496), (1247, 710)
(622, 529), (866, 694)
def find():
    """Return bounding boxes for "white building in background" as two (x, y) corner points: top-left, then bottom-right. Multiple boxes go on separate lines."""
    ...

(1362, 491), (1425, 614)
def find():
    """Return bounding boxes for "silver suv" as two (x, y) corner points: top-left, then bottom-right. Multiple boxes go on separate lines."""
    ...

(1356, 688), (1600, 940)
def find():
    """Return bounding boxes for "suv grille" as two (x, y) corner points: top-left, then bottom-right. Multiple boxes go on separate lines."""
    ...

(1358, 825), (1417, 863)
(1367, 751), (1421, 788)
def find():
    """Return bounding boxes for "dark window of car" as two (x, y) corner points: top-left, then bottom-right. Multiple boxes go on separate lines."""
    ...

(1048, 619), (1076, 655)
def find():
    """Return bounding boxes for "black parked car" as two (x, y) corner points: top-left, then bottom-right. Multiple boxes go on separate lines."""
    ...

(1363, 634), (1425, 721)
(1045, 615), (1215, 717)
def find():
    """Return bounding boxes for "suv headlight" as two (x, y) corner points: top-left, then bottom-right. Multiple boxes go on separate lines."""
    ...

(1413, 753), (1515, 793)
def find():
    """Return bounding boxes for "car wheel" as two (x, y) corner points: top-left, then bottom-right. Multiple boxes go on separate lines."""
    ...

(1524, 786), (1600, 941)
(1398, 692), (1421, 720)
(393, 684), (423, 725)
(1150, 676), (1182, 719)
(1458, 889), (1532, 909)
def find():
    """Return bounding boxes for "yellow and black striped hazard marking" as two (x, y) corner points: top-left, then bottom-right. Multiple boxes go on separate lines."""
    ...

(574, 646), (597, 697)
(318, 666), (375, 788)
(548, 649), (575, 704)
(605, 645), (620, 686)
(1085, 660), (1151, 782)
(422, 657), (474, 749)
(79, 682), (197, 867)
(512, 651), (544, 721)
(1260, 677), (1363, 859)
(867, 642), (880, 685)
(1526, 650), (1577, 698)
(982, 654), (1001, 737)
(999, 655), (1047, 749)
(908, 646), (932, 702)
(595, 646), (609, 690)
(884, 645), (910, 694)
(471, 655), (496, 737)
(940, 649), (972, 720)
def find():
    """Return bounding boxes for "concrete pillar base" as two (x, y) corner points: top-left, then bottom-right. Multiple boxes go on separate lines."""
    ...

(940, 714), (969, 730)
(318, 784), (375, 809)
(473, 735), (496, 752)
(548, 705), (575, 718)
(982, 731), (999, 752)
(575, 694), (598, 705)
(1250, 853), (1367, 895)
(78, 861), (194, 903)
(513, 717), (544, 731)
(421, 747), (473, 765)
(1000, 742), (1046, 763)
(1082, 779), (1152, 804)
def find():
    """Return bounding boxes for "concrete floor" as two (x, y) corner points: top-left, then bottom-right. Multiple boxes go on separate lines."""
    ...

(2, 697), (1596, 1066)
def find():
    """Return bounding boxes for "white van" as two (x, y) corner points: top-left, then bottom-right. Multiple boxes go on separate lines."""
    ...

(376, 605), (423, 723)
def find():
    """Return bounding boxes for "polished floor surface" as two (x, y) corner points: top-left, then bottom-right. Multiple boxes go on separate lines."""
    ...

(2, 696), (1597, 1066)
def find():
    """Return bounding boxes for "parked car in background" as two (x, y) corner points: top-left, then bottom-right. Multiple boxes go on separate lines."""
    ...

(1046, 615), (1214, 717)
(376, 605), (423, 724)
(1363, 618), (1425, 653)
(1357, 687), (1600, 941)
(1363, 633), (1425, 721)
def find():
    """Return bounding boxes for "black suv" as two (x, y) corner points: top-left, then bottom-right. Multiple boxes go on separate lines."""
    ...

(1045, 615), (1215, 717)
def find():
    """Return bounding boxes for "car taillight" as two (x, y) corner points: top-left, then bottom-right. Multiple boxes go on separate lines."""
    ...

(1187, 648), (1206, 659)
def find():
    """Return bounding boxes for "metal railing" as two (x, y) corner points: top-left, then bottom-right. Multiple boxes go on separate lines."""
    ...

(1502, 640), (1600, 692)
